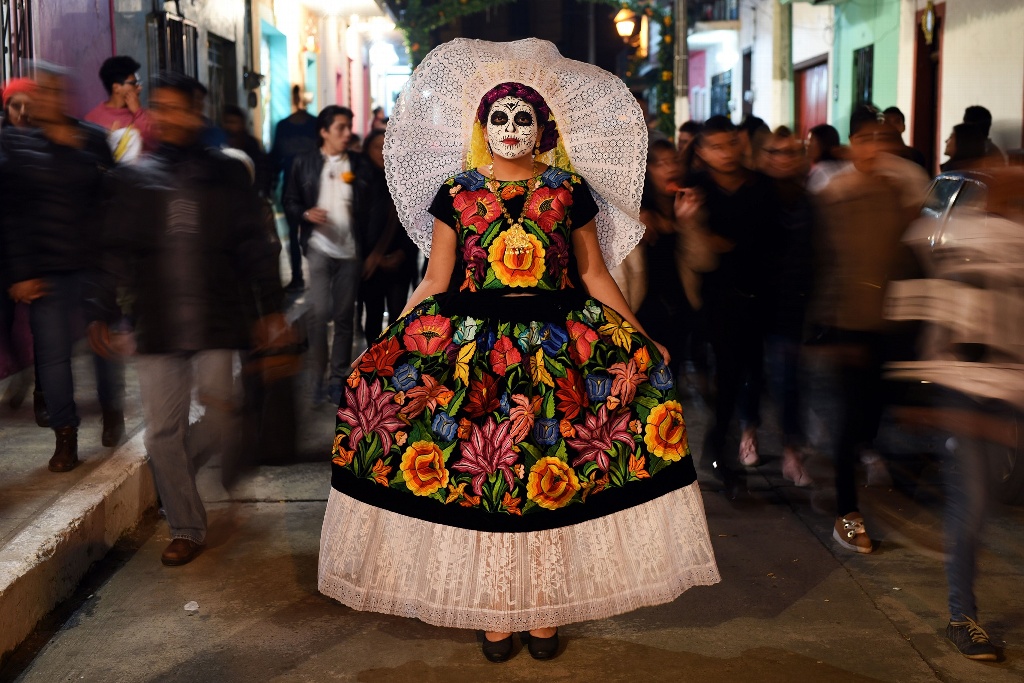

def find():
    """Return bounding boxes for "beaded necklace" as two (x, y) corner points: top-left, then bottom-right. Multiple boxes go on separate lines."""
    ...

(486, 161), (540, 260)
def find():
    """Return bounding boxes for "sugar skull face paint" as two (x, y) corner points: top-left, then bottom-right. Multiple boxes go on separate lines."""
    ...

(486, 96), (538, 161)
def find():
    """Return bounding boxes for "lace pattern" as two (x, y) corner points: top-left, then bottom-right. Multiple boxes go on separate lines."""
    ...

(383, 38), (648, 271)
(318, 483), (720, 632)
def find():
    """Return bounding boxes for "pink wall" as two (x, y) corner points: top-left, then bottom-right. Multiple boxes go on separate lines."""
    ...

(689, 49), (706, 94)
(33, 0), (114, 117)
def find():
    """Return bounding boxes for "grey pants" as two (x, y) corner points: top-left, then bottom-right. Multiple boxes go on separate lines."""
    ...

(306, 249), (361, 392)
(136, 351), (239, 544)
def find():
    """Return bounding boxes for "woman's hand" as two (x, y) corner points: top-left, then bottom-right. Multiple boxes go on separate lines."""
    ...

(653, 340), (671, 366)
(673, 187), (703, 226)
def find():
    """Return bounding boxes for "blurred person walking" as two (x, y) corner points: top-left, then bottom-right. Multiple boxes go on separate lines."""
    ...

(284, 105), (375, 407)
(882, 107), (928, 170)
(811, 105), (928, 553)
(805, 124), (847, 194)
(359, 128), (417, 346)
(962, 105), (1006, 166)
(84, 55), (155, 162)
(88, 72), (289, 567)
(679, 115), (783, 496)
(271, 85), (319, 292)
(757, 127), (816, 486)
(0, 64), (125, 471)
(941, 123), (988, 173)
(223, 104), (273, 199)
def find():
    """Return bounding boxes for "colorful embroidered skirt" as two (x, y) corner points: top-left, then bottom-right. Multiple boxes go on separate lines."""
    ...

(318, 289), (719, 631)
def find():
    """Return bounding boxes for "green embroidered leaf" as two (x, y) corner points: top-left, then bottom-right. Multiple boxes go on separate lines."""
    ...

(635, 396), (659, 410)
(518, 441), (542, 464)
(480, 217), (504, 246)
(542, 391), (555, 419)
(447, 387), (466, 415)
(548, 439), (568, 462)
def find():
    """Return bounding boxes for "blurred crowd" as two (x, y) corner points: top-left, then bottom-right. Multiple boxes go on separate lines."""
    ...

(1, 55), (1022, 658)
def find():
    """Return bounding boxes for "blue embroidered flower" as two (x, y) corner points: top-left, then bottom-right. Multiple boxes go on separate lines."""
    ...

(581, 300), (603, 325)
(516, 321), (543, 351)
(540, 324), (569, 355)
(533, 418), (559, 446)
(649, 363), (675, 391)
(431, 412), (459, 441)
(453, 316), (481, 345)
(586, 373), (612, 402)
(391, 363), (419, 392)
(499, 392), (511, 416)
(454, 169), (488, 191)
(540, 167), (572, 188)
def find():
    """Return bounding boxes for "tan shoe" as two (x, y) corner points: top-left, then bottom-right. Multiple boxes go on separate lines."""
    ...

(161, 538), (204, 566)
(833, 512), (873, 553)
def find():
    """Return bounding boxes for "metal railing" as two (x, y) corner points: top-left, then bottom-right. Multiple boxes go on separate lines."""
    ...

(1, 0), (33, 83)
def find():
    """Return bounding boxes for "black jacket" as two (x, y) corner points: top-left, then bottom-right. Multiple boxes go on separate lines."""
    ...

(282, 149), (375, 256)
(92, 143), (284, 354)
(0, 121), (113, 287)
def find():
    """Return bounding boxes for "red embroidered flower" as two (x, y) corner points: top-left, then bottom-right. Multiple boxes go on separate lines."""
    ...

(489, 335), (522, 376)
(524, 186), (572, 233)
(566, 319), (598, 365)
(567, 405), (635, 472)
(554, 367), (589, 420)
(357, 337), (404, 377)
(337, 379), (407, 455)
(464, 371), (501, 418)
(402, 315), (452, 355)
(453, 188), (501, 233)
(453, 416), (518, 495)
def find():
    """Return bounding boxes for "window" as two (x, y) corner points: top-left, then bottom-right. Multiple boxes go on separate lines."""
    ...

(1, 0), (33, 83)
(853, 45), (874, 105)
(147, 12), (199, 79)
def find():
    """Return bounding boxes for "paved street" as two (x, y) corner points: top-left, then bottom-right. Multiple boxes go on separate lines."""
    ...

(1, 369), (1022, 683)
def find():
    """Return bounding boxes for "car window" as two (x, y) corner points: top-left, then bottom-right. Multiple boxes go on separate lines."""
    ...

(921, 177), (962, 219)
(950, 180), (987, 212)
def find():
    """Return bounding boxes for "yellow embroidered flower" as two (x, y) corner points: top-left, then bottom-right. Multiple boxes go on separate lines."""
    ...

(644, 400), (688, 461)
(400, 441), (449, 496)
(488, 224), (545, 288)
(371, 458), (392, 486)
(529, 348), (554, 388)
(527, 457), (580, 510)
(453, 340), (476, 385)
(598, 307), (636, 350)
(331, 434), (354, 467)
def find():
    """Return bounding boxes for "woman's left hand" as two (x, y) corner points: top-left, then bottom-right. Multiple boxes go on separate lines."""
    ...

(653, 340), (671, 366)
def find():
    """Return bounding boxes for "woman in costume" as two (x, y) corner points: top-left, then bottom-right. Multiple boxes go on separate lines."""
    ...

(318, 39), (719, 663)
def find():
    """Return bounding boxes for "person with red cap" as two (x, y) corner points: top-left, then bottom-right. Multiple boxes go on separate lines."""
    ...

(2, 78), (34, 130)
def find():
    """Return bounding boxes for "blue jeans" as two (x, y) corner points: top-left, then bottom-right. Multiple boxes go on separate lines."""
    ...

(942, 431), (992, 622)
(29, 272), (124, 429)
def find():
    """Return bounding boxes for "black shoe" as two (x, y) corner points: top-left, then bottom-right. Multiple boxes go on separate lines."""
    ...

(102, 409), (125, 447)
(519, 630), (559, 660)
(946, 617), (999, 661)
(34, 391), (49, 428)
(48, 426), (79, 472)
(285, 279), (305, 292)
(480, 633), (514, 663)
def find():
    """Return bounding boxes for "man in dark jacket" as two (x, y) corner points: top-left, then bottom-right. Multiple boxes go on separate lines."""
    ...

(0, 63), (125, 472)
(283, 104), (375, 406)
(88, 72), (290, 567)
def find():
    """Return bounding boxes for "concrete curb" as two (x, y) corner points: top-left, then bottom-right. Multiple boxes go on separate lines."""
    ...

(0, 431), (155, 662)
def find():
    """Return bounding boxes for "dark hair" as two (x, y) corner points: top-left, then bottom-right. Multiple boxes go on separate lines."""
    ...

(641, 139), (680, 215)
(223, 104), (246, 121)
(773, 125), (793, 138)
(699, 115), (738, 141)
(678, 120), (701, 136)
(150, 71), (203, 102)
(849, 103), (882, 137)
(364, 128), (386, 150)
(950, 123), (987, 162)
(963, 105), (992, 136)
(476, 82), (559, 154)
(882, 106), (905, 124)
(98, 55), (141, 94)
(739, 115), (769, 138)
(809, 124), (841, 161)
(316, 105), (354, 145)
(646, 138), (677, 164)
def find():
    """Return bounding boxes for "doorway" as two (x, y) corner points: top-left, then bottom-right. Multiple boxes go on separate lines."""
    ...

(794, 56), (828, 140)
(912, 3), (944, 172)
(207, 33), (238, 126)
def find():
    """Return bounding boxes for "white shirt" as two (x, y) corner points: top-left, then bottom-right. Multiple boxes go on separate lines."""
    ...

(308, 153), (357, 259)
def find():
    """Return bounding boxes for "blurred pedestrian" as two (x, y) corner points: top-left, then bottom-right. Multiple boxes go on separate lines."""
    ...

(738, 115), (770, 170)
(84, 55), (155, 161)
(811, 104), (928, 553)
(941, 123), (987, 172)
(271, 85), (319, 292)
(223, 104), (272, 198)
(359, 128), (417, 346)
(677, 119), (700, 156)
(757, 127), (815, 486)
(284, 105), (375, 407)
(962, 105), (1006, 166)
(806, 123), (847, 194)
(2, 78), (34, 130)
(882, 106), (928, 170)
(88, 71), (290, 567)
(369, 106), (387, 135)
(0, 63), (125, 472)
(681, 115), (783, 496)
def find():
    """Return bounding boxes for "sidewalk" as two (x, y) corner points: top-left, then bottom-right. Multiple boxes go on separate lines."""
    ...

(1, 371), (1021, 682)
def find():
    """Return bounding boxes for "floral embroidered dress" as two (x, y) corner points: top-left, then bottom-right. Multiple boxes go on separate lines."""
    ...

(318, 167), (719, 632)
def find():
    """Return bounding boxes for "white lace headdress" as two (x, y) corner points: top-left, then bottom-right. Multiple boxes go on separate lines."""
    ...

(383, 37), (648, 270)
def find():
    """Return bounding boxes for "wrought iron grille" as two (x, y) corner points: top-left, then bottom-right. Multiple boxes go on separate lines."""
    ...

(1, 0), (33, 83)
(146, 11), (199, 79)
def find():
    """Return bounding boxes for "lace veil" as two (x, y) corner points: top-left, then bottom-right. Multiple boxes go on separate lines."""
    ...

(383, 38), (648, 270)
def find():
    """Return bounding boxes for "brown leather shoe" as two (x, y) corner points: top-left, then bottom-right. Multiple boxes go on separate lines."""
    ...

(48, 427), (79, 472)
(101, 409), (125, 447)
(161, 538), (204, 566)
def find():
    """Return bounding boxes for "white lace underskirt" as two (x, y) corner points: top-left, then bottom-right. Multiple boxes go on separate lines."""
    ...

(318, 483), (720, 632)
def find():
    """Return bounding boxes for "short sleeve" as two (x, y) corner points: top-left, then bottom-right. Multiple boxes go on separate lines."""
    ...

(427, 181), (457, 230)
(569, 177), (599, 230)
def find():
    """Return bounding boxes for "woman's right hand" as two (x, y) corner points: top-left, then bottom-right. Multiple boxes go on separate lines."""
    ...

(673, 187), (703, 226)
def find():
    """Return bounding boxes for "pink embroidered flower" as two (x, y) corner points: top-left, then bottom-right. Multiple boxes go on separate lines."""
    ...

(567, 405), (635, 471)
(337, 379), (407, 454)
(453, 417), (518, 495)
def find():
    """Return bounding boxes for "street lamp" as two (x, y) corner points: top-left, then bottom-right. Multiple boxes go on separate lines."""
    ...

(614, 8), (637, 41)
